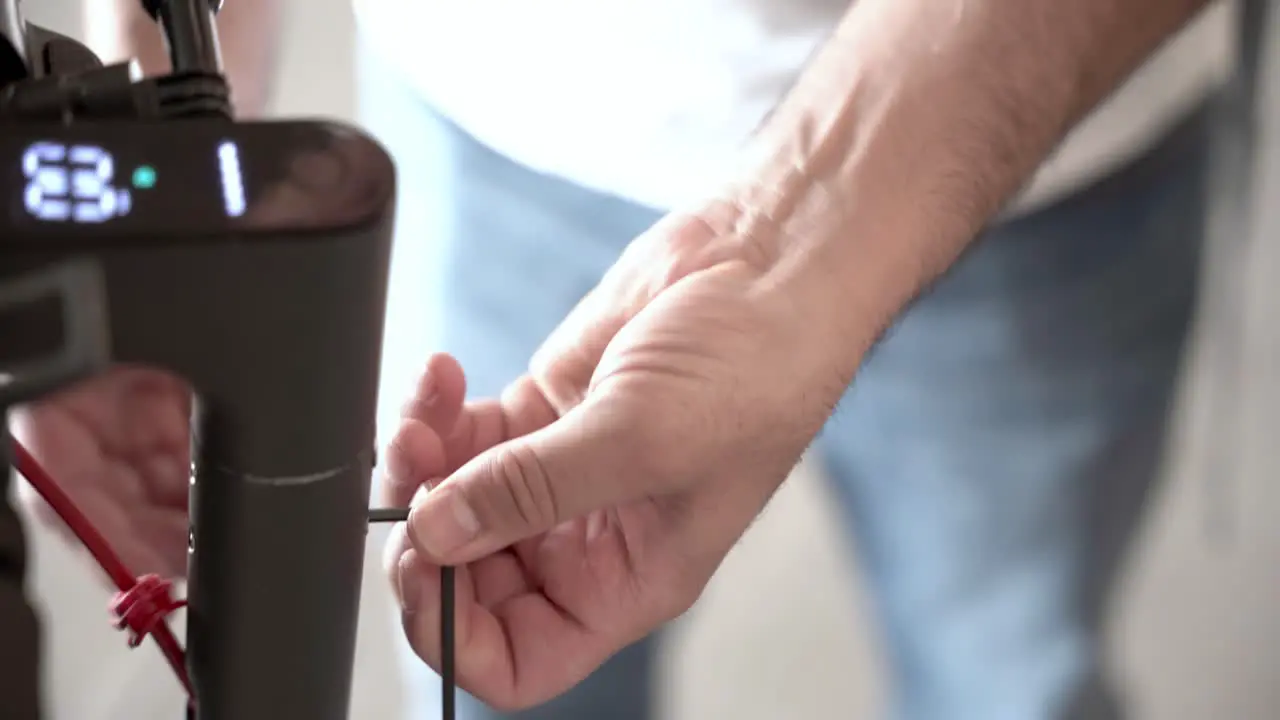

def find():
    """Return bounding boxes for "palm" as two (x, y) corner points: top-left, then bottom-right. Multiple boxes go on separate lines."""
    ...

(469, 502), (667, 674)
(11, 367), (192, 579)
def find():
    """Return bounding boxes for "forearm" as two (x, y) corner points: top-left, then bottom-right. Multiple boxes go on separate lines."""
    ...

(731, 0), (1212, 364)
(85, 0), (284, 115)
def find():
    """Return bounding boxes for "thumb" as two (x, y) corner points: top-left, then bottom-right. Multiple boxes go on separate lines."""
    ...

(405, 397), (662, 565)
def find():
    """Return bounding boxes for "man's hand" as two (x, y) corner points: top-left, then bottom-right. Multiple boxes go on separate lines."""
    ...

(10, 367), (192, 579)
(383, 204), (861, 710)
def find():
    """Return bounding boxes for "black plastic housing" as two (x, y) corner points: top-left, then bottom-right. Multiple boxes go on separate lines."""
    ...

(1, 118), (396, 720)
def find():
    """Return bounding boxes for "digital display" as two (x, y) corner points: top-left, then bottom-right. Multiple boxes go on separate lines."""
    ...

(22, 142), (136, 223)
(1, 120), (394, 245)
(217, 141), (247, 217)
(21, 140), (250, 224)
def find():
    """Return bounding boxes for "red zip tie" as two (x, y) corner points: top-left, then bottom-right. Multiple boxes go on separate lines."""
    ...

(111, 574), (188, 647)
(10, 440), (193, 700)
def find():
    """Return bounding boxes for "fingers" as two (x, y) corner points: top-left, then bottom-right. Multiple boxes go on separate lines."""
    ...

(121, 374), (192, 459)
(406, 395), (657, 566)
(400, 353), (466, 430)
(131, 507), (191, 579)
(527, 213), (725, 416)
(529, 289), (626, 414)
(22, 366), (192, 456)
(383, 357), (560, 511)
(9, 365), (193, 584)
(23, 483), (189, 582)
(138, 450), (192, 510)
(386, 496), (534, 612)
(382, 419), (446, 508)
(381, 354), (466, 508)
(389, 537), (608, 711)
(527, 227), (660, 415)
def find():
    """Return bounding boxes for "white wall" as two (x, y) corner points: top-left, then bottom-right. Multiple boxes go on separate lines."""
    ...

(19, 1), (1280, 718)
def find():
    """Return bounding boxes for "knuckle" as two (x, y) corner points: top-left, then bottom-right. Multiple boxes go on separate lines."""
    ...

(659, 216), (713, 256)
(488, 444), (561, 532)
(529, 351), (587, 414)
(649, 208), (778, 290)
(652, 220), (714, 287)
(701, 199), (781, 276)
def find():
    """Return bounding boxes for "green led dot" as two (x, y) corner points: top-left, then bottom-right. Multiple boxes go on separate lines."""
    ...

(132, 166), (157, 189)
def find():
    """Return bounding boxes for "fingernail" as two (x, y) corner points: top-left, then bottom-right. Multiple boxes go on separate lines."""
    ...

(402, 371), (438, 417)
(419, 370), (439, 406)
(411, 484), (431, 506)
(397, 551), (422, 614)
(408, 488), (480, 559)
(385, 429), (416, 487)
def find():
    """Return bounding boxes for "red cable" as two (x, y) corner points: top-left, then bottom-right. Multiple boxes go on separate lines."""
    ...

(10, 440), (194, 702)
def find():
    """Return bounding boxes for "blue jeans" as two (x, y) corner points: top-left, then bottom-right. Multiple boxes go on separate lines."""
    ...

(359, 48), (1207, 720)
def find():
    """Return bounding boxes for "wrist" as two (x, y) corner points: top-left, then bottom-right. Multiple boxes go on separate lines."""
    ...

(714, 0), (1213, 368)
(706, 189), (915, 382)
(707, 0), (1051, 372)
(710, 98), (965, 377)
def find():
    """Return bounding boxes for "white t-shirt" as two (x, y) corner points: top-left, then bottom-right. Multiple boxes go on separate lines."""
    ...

(354, 0), (1236, 215)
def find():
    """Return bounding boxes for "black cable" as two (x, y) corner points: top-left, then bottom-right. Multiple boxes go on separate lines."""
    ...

(368, 507), (456, 719)
(367, 507), (410, 524)
(442, 566), (456, 720)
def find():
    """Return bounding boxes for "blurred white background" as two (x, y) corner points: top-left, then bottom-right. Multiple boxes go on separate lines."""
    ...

(16, 1), (1280, 718)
